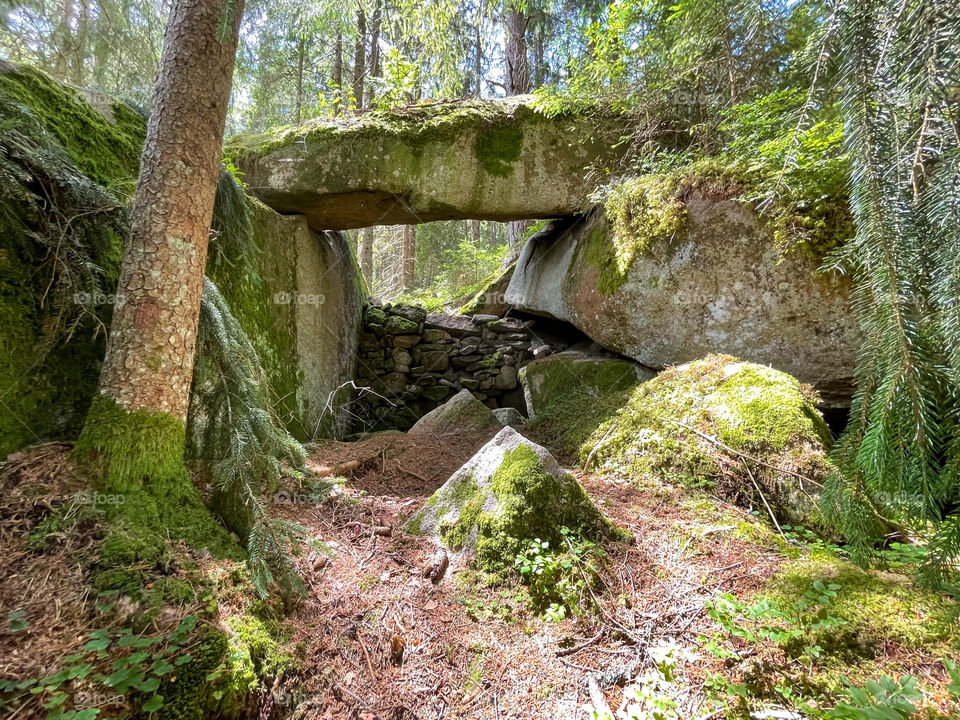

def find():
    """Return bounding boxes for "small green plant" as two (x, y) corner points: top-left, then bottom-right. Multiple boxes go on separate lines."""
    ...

(614, 640), (690, 720)
(513, 527), (606, 619)
(0, 613), (210, 719)
(828, 676), (924, 720)
(705, 580), (847, 670)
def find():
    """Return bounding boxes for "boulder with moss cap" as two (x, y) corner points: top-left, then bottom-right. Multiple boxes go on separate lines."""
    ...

(405, 426), (629, 576)
(520, 349), (655, 420)
(506, 194), (860, 407)
(581, 354), (833, 532)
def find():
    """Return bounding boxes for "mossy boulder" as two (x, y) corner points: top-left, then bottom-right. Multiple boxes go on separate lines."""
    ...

(578, 354), (833, 532)
(762, 551), (958, 660)
(519, 349), (654, 420)
(459, 262), (515, 317)
(225, 96), (631, 230)
(408, 388), (501, 437)
(0, 61), (362, 455)
(405, 426), (628, 575)
(506, 193), (861, 407)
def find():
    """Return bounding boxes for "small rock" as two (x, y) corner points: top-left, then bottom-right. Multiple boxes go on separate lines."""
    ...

(493, 407), (525, 427)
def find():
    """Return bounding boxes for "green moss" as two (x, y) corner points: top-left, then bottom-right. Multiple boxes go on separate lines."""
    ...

(0, 64), (143, 456)
(0, 62), (144, 187)
(436, 445), (629, 576)
(73, 395), (241, 559)
(762, 551), (959, 658)
(473, 124), (524, 177)
(537, 354), (832, 532)
(524, 355), (643, 457)
(224, 612), (298, 690)
(586, 176), (689, 295)
(225, 99), (546, 164)
(206, 174), (303, 436)
(73, 394), (188, 494)
(707, 364), (832, 450)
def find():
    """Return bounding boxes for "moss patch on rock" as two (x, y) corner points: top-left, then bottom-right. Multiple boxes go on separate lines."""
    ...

(407, 427), (629, 577)
(762, 551), (958, 659)
(474, 123), (524, 177)
(539, 355), (833, 532)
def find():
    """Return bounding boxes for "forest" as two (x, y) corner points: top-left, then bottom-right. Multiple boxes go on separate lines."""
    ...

(0, 0), (958, 718)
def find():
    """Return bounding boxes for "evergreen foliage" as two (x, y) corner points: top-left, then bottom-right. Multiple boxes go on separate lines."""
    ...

(190, 276), (309, 597)
(817, 0), (960, 583)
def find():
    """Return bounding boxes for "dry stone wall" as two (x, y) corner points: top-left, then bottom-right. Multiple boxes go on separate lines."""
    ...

(353, 304), (540, 430)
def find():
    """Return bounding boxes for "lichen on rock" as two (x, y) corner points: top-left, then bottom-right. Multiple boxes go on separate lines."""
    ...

(405, 426), (629, 577)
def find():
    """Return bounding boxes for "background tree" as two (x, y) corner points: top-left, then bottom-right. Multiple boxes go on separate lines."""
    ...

(75, 0), (245, 496)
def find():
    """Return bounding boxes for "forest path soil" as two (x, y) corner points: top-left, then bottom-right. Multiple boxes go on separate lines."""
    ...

(275, 428), (785, 720)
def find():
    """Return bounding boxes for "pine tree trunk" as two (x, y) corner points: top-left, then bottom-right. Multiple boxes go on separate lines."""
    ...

(360, 226), (374, 287)
(76, 0), (244, 492)
(366, 0), (381, 108)
(401, 225), (416, 290)
(504, 0), (530, 264)
(333, 26), (343, 115)
(504, 1), (529, 96)
(353, 5), (366, 113)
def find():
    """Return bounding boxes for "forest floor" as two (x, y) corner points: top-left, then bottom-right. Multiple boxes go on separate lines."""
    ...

(1, 428), (957, 720)
(269, 427), (956, 720)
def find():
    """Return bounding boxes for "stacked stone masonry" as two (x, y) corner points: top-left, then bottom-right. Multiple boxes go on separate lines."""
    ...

(353, 304), (537, 430)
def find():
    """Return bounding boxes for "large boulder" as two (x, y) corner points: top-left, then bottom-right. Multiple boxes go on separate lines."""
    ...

(583, 354), (833, 532)
(506, 199), (860, 407)
(226, 97), (630, 230)
(408, 389), (501, 436)
(405, 427), (628, 574)
(0, 61), (363, 454)
(519, 349), (654, 420)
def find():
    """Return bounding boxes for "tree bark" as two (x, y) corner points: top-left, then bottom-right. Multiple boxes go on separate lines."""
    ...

(504, 0), (530, 262)
(401, 224), (416, 290)
(91, 0), (244, 424)
(365, 0), (381, 108)
(504, 1), (530, 96)
(352, 3), (366, 113)
(333, 25), (343, 115)
(360, 226), (374, 287)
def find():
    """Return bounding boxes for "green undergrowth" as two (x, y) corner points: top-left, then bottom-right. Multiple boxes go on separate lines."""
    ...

(703, 548), (960, 717)
(5, 465), (300, 720)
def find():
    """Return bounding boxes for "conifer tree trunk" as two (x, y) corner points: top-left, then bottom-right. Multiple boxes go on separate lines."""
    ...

(365, 0), (381, 108)
(360, 226), (374, 286)
(353, 4), (366, 112)
(401, 224), (416, 290)
(76, 0), (244, 492)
